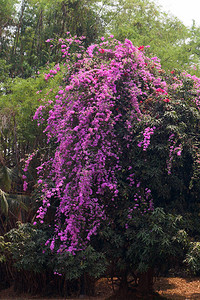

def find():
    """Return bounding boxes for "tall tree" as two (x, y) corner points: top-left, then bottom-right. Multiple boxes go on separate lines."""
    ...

(97, 0), (197, 73)
(0, 0), (17, 38)
(0, 0), (18, 64)
(7, 0), (104, 77)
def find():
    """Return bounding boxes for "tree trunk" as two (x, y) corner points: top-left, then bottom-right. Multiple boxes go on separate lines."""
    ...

(116, 272), (129, 299)
(138, 268), (154, 295)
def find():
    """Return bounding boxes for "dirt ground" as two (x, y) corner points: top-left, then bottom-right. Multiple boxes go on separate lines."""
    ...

(1, 277), (200, 299)
(154, 277), (200, 299)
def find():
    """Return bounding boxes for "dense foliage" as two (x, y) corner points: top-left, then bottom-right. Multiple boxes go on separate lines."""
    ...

(0, 0), (104, 78)
(1, 0), (200, 297)
(8, 36), (198, 297)
(0, 222), (105, 296)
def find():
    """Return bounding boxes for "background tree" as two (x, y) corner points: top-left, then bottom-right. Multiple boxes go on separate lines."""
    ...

(6, 0), (104, 78)
(102, 0), (192, 71)
(0, 0), (17, 40)
(91, 0), (200, 76)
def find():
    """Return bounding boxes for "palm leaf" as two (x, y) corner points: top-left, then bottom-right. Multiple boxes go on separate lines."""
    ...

(7, 194), (30, 212)
(0, 189), (8, 216)
(0, 166), (12, 192)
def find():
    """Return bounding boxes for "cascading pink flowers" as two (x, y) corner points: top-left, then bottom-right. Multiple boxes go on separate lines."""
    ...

(28, 35), (170, 253)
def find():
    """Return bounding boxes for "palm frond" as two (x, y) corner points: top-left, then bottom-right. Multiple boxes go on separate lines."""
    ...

(7, 194), (30, 212)
(0, 189), (8, 216)
(0, 166), (12, 192)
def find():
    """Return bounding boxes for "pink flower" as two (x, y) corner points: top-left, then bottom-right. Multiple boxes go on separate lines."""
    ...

(58, 90), (64, 94)
(156, 88), (168, 95)
(163, 98), (170, 103)
(23, 181), (28, 191)
(138, 45), (144, 51)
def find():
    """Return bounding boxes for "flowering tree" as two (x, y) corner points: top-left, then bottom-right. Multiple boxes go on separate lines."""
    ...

(23, 34), (200, 294)
(27, 34), (200, 251)
(29, 35), (161, 251)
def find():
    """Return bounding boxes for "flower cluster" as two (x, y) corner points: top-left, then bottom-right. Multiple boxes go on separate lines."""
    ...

(155, 88), (167, 95)
(166, 134), (182, 175)
(138, 127), (156, 151)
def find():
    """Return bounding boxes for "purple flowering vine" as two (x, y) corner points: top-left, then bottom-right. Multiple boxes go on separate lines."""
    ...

(25, 35), (172, 253)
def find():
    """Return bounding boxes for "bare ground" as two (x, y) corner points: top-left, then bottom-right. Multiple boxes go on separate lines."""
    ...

(154, 277), (200, 299)
(1, 277), (200, 299)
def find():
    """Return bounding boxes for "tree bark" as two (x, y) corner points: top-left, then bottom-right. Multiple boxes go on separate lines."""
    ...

(138, 268), (154, 294)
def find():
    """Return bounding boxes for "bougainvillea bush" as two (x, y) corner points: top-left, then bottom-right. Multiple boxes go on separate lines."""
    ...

(24, 34), (200, 286)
